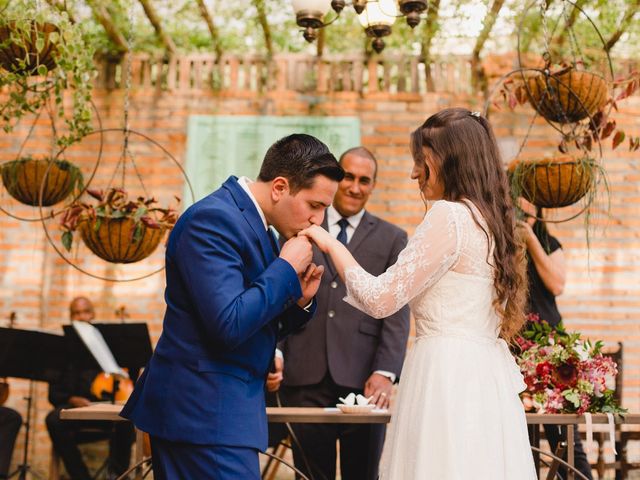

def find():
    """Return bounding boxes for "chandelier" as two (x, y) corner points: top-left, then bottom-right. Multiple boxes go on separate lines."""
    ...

(291, 0), (429, 53)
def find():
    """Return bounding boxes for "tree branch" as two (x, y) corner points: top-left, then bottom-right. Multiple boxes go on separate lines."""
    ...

(85, 0), (128, 54)
(471, 0), (505, 94)
(604, 0), (640, 52)
(421, 0), (440, 92)
(195, 0), (222, 62)
(253, 0), (273, 58)
(138, 0), (177, 55)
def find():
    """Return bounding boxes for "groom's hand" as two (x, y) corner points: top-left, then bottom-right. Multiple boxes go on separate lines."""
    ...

(364, 373), (393, 409)
(297, 263), (325, 308)
(280, 236), (313, 274)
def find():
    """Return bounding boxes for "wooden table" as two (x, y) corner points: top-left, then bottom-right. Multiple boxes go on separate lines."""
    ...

(61, 404), (640, 480)
(60, 404), (392, 424)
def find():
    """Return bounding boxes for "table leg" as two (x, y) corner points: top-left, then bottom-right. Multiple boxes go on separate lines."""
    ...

(567, 425), (575, 480)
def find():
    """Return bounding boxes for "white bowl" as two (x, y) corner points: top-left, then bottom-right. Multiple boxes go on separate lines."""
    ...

(336, 403), (376, 414)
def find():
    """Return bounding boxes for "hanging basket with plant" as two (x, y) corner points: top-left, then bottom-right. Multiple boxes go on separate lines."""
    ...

(508, 154), (600, 209)
(0, 156), (83, 206)
(59, 188), (179, 264)
(0, 0), (96, 147)
(0, 21), (59, 75)
(524, 66), (608, 124)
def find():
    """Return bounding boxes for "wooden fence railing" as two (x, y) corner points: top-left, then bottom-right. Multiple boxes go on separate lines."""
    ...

(94, 53), (639, 96)
(95, 53), (474, 95)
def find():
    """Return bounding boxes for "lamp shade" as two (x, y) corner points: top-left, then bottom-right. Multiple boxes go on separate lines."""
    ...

(292, 0), (332, 15)
(358, 0), (398, 28)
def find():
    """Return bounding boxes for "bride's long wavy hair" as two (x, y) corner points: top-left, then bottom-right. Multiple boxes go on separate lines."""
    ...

(410, 107), (528, 343)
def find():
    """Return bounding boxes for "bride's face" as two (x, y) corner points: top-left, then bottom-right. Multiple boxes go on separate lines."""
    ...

(411, 147), (444, 201)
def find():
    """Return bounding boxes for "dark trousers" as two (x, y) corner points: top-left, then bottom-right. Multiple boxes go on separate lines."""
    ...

(545, 424), (593, 480)
(280, 374), (385, 480)
(530, 424), (593, 480)
(150, 436), (260, 480)
(46, 406), (134, 480)
(0, 407), (22, 479)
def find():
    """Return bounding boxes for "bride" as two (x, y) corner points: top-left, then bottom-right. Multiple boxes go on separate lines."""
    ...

(301, 108), (537, 479)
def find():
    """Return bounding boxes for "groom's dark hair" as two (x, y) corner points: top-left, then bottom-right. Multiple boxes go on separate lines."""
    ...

(258, 134), (344, 193)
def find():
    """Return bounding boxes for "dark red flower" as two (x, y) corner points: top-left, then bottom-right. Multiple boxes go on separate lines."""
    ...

(552, 359), (579, 389)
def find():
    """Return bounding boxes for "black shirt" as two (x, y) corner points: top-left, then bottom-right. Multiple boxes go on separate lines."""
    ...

(526, 223), (562, 328)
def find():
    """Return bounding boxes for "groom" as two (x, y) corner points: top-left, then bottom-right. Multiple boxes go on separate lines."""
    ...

(121, 134), (344, 479)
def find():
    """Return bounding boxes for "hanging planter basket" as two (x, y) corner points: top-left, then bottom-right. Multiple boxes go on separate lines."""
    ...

(526, 68), (608, 124)
(508, 155), (597, 209)
(77, 217), (169, 264)
(1, 157), (82, 206)
(0, 22), (59, 75)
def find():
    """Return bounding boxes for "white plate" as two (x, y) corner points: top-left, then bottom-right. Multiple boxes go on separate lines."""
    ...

(336, 403), (376, 414)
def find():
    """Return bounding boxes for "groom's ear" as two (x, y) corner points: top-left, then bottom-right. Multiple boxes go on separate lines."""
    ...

(271, 177), (290, 201)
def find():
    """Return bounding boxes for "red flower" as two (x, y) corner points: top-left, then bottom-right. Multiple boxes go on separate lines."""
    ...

(552, 359), (579, 390)
(536, 361), (553, 378)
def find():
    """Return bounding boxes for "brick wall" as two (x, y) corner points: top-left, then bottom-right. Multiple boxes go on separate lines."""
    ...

(1, 80), (638, 475)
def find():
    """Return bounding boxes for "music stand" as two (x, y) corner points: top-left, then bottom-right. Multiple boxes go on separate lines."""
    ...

(0, 327), (67, 480)
(62, 323), (152, 384)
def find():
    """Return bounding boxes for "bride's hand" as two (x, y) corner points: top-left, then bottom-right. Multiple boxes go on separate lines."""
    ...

(298, 225), (335, 253)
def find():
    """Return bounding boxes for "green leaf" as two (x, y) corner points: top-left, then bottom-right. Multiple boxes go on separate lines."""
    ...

(62, 231), (73, 251)
(35, 37), (44, 52)
(37, 64), (48, 76)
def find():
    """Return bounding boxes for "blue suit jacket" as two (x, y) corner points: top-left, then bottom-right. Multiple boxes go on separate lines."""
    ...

(121, 176), (313, 450)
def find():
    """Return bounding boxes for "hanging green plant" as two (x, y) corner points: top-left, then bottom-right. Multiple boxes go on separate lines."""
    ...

(0, 0), (96, 147)
(59, 188), (180, 264)
(0, 156), (83, 206)
(508, 154), (603, 209)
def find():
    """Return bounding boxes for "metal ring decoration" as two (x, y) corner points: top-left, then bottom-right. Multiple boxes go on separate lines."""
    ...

(530, 446), (590, 480)
(115, 457), (153, 480)
(0, 99), (103, 222)
(260, 450), (312, 480)
(40, 127), (195, 283)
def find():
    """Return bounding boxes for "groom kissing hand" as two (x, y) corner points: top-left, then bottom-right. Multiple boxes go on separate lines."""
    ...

(121, 134), (344, 480)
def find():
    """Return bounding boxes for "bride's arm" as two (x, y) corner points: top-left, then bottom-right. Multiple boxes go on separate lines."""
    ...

(301, 201), (462, 319)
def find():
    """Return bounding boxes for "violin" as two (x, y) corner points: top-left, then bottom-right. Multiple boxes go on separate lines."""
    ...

(90, 371), (134, 403)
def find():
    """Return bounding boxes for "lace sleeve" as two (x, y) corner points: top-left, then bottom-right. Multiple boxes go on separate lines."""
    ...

(344, 201), (462, 319)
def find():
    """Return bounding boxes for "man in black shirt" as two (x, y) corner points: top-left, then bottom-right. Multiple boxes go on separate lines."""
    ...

(519, 198), (593, 480)
(46, 297), (134, 480)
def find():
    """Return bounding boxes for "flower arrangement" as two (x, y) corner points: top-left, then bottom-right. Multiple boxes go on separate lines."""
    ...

(59, 188), (179, 263)
(515, 313), (625, 415)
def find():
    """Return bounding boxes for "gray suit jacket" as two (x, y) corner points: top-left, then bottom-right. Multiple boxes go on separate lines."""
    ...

(281, 211), (410, 389)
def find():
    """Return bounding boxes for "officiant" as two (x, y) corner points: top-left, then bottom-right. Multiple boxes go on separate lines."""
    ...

(276, 147), (410, 480)
(45, 297), (134, 480)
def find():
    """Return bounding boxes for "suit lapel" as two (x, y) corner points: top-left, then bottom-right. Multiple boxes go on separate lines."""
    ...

(347, 211), (377, 254)
(223, 177), (275, 266)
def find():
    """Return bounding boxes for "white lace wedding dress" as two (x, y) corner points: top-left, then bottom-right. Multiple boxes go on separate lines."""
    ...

(344, 199), (537, 480)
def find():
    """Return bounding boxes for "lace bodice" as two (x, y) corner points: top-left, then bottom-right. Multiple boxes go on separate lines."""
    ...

(344, 200), (497, 327)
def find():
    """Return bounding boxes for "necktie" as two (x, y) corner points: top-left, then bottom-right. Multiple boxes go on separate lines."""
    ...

(337, 218), (350, 246)
(267, 228), (280, 255)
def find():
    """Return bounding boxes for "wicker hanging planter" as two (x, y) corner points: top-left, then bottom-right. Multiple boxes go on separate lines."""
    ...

(508, 155), (596, 208)
(77, 217), (169, 264)
(1, 157), (82, 206)
(526, 68), (608, 124)
(0, 22), (58, 75)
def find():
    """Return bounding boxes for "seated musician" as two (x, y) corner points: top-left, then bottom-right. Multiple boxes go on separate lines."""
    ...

(0, 404), (22, 480)
(45, 297), (134, 480)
